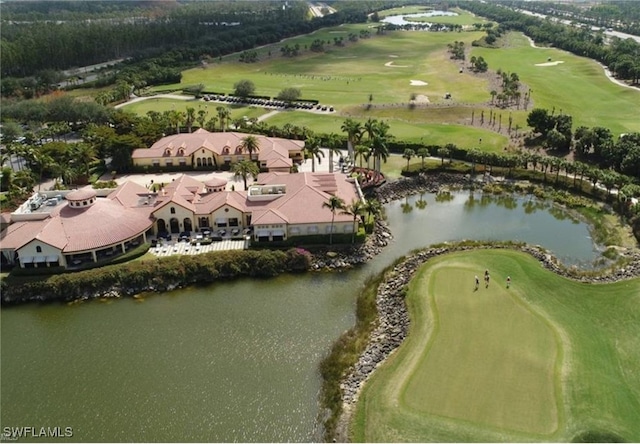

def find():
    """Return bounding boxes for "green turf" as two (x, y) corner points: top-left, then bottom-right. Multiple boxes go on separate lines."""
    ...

(352, 249), (640, 442)
(471, 32), (640, 135)
(137, 15), (639, 144)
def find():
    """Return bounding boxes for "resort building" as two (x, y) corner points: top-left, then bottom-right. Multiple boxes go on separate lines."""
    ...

(131, 129), (305, 172)
(1, 171), (361, 269)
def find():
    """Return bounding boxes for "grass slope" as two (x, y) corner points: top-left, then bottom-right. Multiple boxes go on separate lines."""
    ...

(472, 32), (640, 135)
(136, 15), (639, 144)
(352, 249), (640, 442)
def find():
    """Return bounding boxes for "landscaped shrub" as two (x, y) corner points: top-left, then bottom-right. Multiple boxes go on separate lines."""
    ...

(1, 248), (312, 305)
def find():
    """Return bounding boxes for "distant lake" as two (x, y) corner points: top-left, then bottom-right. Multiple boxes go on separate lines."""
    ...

(381, 10), (458, 26)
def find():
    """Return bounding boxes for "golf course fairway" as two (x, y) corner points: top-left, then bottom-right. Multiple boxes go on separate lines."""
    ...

(351, 249), (640, 442)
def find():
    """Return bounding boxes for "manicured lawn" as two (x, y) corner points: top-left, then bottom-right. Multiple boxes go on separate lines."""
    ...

(471, 32), (640, 135)
(264, 111), (509, 150)
(352, 249), (640, 442)
(131, 13), (639, 145)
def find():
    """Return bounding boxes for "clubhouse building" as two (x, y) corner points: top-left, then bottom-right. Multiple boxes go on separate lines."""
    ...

(1, 171), (361, 269)
(131, 129), (305, 172)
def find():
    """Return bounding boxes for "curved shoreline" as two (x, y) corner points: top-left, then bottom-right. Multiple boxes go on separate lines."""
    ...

(331, 173), (640, 442)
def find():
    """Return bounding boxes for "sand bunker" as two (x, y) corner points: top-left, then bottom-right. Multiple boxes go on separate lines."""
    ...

(389, 54), (399, 58)
(410, 80), (428, 86)
(412, 94), (430, 103)
(535, 61), (565, 67)
(385, 61), (409, 67)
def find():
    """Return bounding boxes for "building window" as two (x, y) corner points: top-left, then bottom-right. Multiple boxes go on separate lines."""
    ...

(229, 218), (238, 227)
(170, 207), (176, 214)
(83, 201), (88, 206)
(166, 160), (173, 166)
(36, 246), (42, 253)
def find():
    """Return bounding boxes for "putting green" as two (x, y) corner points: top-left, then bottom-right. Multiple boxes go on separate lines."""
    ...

(352, 249), (640, 442)
(402, 261), (558, 434)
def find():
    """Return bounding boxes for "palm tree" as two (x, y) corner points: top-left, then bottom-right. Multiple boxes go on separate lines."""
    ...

(231, 160), (260, 191)
(241, 135), (260, 161)
(326, 133), (342, 173)
(167, 110), (182, 134)
(342, 199), (365, 243)
(196, 109), (208, 129)
(71, 143), (98, 178)
(305, 136), (324, 172)
(185, 107), (196, 133)
(364, 118), (378, 141)
(364, 198), (382, 232)
(354, 144), (370, 169)
(366, 120), (391, 173)
(437, 147), (450, 166)
(216, 106), (231, 132)
(467, 148), (481, 174)
(323, 195), (345, 245)
(341, 118), (363, 161)
(403, 148), (415, 172)
(417, 147), (429, 170)
(204, 117), (219, 132)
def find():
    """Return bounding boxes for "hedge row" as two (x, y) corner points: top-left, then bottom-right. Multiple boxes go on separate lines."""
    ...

(1, 248), (311, 305)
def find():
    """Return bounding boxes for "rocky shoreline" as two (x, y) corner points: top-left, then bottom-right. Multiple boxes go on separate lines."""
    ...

(330, 172), (640, 442)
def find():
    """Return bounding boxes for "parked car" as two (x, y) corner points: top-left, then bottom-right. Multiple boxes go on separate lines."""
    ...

(158, 232), (172, 241)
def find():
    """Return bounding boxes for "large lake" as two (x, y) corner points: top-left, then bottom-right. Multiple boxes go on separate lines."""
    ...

(381, 10), (458, 26)
(1, 192), (600, 442)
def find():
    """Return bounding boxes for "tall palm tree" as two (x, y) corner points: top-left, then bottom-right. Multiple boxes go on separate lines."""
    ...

(241, 135), (260, 161)
(364, 198), (382, 233)
(341, 118), (363, 161)
(363, 118), (378, 141)
(305, 136), (324, 172)
(185, 107), (196, 133)
(342, 199), (365, 244)
(216, 106), (231, 132)
(354, 144), (370, 169)
(326, 133), (342, 173)
(231, 160), (260, 191)
(323, 195), (345, 245)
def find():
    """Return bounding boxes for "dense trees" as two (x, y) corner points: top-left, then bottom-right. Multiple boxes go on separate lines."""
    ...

(233, 80), (255, 97)
(277, 87), (302, 103)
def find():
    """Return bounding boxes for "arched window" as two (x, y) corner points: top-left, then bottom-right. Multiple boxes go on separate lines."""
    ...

(170, 207), (176, 214)
(36, 246), (42, 253)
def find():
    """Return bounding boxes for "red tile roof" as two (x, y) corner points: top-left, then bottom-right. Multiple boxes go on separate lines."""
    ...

(132, 130), (304, 168)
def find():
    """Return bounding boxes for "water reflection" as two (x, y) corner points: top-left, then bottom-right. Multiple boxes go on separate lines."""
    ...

(385, 191), (600, 268)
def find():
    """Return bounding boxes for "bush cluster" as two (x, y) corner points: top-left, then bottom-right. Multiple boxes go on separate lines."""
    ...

(1, 248), (311, 305)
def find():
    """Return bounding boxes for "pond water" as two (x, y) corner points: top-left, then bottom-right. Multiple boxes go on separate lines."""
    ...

(0, 192), (600, 442)
(381, 10), (458, 26)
